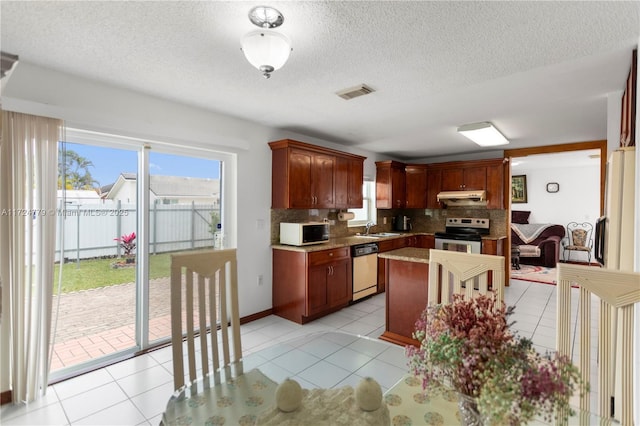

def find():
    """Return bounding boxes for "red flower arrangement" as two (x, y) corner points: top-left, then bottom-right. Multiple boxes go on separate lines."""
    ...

(406, 293), (587, 425)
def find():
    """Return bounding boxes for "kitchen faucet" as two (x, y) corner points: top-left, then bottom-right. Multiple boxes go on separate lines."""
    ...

(364, 222), (374, 235)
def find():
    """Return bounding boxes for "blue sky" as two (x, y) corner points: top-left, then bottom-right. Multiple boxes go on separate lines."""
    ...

(63, 143), (220, 188)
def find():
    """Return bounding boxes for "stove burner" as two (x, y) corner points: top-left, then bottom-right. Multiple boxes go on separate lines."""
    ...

(435, 217), (490, 242)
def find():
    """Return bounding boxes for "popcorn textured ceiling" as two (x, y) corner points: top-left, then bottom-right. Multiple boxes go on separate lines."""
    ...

(1, 1), (638, 159)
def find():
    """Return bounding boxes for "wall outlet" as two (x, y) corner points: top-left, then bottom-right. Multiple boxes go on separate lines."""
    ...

(257, 274), (263, 286)
(383, 217), (387, 224)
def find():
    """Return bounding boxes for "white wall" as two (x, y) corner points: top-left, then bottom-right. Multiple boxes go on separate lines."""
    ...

(512, 163), (600, 262)
(0, 62), (393, 395)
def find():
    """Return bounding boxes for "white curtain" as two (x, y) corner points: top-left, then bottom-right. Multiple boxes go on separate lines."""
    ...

(0, 110), (62, 403)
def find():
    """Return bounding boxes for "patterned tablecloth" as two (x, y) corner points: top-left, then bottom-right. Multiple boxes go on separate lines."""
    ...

(385, 375), (462, 426)
(162, 368), (278, 425)
(163, 370), (610, 426)
(162, 369), (390, 426)
(385, 374), (611, 426)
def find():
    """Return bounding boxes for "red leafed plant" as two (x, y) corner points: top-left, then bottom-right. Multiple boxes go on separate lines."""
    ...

(406, 293), (588, 425)
(114, 232), (136, 256)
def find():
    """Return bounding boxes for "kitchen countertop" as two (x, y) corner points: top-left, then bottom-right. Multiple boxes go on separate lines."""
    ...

(271, 233), (423, 252)
(271, 232), (506, 252)
(377, 247), (430, 263)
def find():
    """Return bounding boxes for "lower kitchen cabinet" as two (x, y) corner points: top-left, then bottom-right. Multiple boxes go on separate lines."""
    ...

(481, 237), (507, 286)
(481, 238), (504, 255)
(376, 234), (434, 293)
(273, 247), (352, 324)
(376, 238), (405, 293)
(380, 256), (429, 347)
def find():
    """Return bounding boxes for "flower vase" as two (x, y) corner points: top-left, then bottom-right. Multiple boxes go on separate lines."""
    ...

(457, 393), (484, 426)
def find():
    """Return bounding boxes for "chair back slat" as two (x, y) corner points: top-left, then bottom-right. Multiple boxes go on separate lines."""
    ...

(428, 250), (505, 306)
(197, 274), (209, 378)
(556, 263), (639, 425)
(170, 249), (242, 391)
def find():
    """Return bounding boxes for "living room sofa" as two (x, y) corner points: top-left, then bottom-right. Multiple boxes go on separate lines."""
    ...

(511, 211), (565, 268)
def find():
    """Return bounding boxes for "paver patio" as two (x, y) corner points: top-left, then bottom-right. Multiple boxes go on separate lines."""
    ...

(50, 277), (174, 371)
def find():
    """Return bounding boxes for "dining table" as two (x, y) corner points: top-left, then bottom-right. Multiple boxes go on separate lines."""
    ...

(161, 331), (611, 425)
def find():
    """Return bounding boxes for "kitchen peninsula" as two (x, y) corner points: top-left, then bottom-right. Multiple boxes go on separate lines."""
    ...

(378, 247), (430, 347)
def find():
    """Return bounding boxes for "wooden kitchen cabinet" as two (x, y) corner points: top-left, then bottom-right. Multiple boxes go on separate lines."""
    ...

(269, 139), (365, 209)
(426, 158), (505, 209)
(404, 164), (428, 208)
(402, 234), (434, 248)
(481, 238), (504, 256)
(273, 247), (352, 324)
(276, 146), (334, 208)
(441, 164), (486, 191)
(380, 256), (429, 347)
(376, 237), (409, 293)
(375, 161), (406, 209)
(335, 156), (364, 209)
(426, 168), (442, 209)
(418, 234), (435, 249)
(485, 161), (505, 209)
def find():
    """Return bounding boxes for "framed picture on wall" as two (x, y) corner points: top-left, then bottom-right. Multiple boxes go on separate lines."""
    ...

(512, 175), (527, 203)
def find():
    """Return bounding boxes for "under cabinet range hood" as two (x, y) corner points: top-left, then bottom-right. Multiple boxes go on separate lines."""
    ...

(436, 190), (487, 206)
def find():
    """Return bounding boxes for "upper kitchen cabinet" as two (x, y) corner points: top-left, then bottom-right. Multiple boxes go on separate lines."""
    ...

(426, 168), (442, 209)
(269, 139), (365, 209)
(485, 160), (506, 209)
(405, 164), (428, 208)
(335, 156), (364, 209)
(441, 164), (487, 191)
(429, 158), (505, 209)
(376, 160), (406, 209)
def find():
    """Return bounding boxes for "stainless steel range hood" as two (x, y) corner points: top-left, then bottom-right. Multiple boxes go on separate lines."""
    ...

(436, 190), (487, 206)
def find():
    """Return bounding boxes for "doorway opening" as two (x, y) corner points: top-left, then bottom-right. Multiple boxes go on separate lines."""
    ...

(504, 140), (606, 271)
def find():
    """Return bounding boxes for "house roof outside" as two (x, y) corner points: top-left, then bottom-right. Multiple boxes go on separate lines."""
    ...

(102, 173), (219, 200)
(57, 189), (100, 203)
(150, 175), (219, 198)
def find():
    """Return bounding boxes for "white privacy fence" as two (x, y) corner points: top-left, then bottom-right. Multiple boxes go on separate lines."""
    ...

(54, 201), (218, 262)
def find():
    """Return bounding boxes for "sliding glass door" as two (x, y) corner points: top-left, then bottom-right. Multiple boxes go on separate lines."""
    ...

(51, 142), (139, 375)
(147, 151), (221, 344)
(50, 136), (223, 380)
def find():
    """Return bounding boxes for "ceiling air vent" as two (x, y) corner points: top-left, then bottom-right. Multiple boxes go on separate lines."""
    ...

(336, 84), (375, 100)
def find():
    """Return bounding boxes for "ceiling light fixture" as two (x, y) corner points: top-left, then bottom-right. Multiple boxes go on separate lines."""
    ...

(457, 122), (509, 147)
(241, 6), (291, 79)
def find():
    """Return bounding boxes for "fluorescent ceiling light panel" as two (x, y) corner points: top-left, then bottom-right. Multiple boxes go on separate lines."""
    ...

(457, 122), (509, 147)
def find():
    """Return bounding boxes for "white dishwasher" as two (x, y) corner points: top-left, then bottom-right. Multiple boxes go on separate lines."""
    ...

(351, 243), (379, 301)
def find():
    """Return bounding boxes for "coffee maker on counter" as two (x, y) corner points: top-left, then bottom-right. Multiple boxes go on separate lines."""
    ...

(393, 215), (412, 231)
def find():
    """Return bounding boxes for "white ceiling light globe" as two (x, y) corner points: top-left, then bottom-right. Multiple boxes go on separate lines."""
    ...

(241, 30), (292, 78)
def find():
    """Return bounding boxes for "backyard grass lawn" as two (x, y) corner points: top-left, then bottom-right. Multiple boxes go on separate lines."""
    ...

(55, 254), (171, 293)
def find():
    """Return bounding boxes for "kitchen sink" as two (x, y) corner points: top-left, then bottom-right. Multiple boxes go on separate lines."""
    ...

(355, 232), (402, 238)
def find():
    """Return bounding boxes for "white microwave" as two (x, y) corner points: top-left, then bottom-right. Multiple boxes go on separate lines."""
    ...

(280, 222), (330, 246)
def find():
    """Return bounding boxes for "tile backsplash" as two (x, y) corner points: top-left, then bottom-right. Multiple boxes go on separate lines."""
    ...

(271, 207), (507, 244)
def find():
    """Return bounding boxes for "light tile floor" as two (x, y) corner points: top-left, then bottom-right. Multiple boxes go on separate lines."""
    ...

(1, 279), (585, 425)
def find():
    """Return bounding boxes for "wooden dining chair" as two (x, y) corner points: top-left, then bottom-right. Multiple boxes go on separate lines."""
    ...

(556, 263), (640, 425)
(170, 248), (243, 391)
(428, 249), (505, 306)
